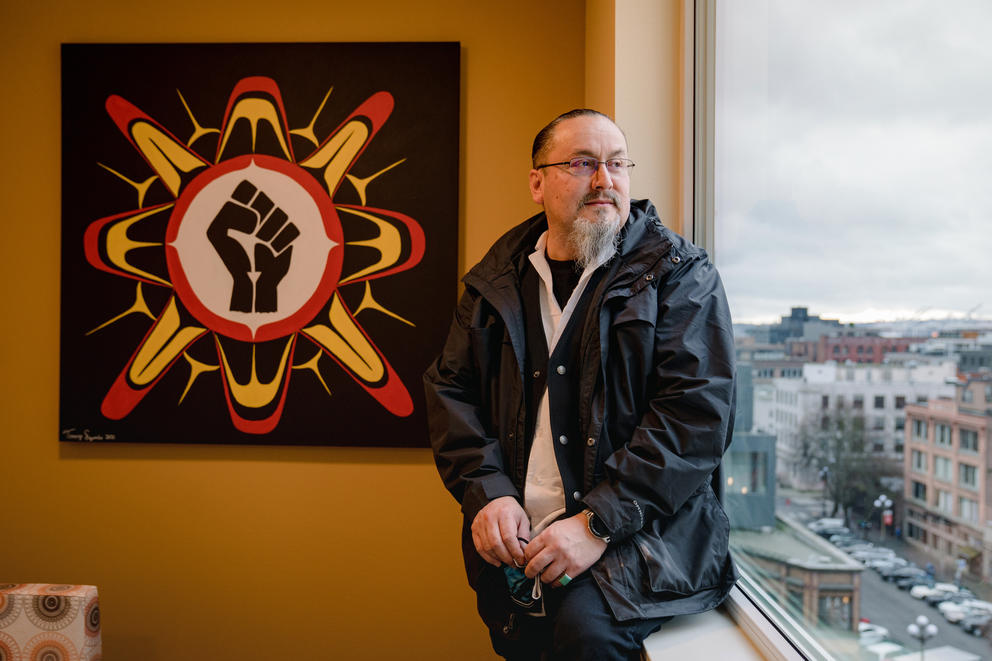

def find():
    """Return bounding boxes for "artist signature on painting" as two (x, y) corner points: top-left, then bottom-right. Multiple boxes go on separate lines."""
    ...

(61, 428), (116, 442)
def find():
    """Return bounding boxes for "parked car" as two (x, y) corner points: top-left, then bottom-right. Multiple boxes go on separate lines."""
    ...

(897, 575), (934, 591)
(816, 526), (851, 539)
(836, 541), (874, 553)
(884, 566), (925, 582)
(828, 533), (858, 545)
(911, 582), (959, 600)
(926, 587), (974, 607)
(808, 518), (846, 532)
(858, 621), (890, 646)
(940, 600), (992, 624)
(961, 612), (992, 637)
(850, 548), (896, 564)
(868, 557), (909, 573)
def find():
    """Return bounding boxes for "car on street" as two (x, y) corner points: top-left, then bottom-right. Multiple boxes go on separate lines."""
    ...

(911, 582), (959, 600)
(816, 526), (851, 539)
(850, 548), (896, 565)
(925, 587), (975, 607)
(858, 621), (890, 646)
(884, 565), (924, 581)
(961, 612), (992, 637)
(808, 517), (846, 532)
(868, 557), (909, 573)
(897, 575), (934, 591)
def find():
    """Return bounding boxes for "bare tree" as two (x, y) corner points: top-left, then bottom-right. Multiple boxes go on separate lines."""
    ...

(795, 408), (900, 526)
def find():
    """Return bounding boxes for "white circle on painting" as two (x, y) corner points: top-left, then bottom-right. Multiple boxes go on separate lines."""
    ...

(170, 160), (338, 336)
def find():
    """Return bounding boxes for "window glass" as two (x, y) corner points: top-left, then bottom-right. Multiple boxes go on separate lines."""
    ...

(960, 428), (979, 453)
(935, 423), (952, 447)
(959, 496), (979, 523)
(959, 462), (978, 490)
(934, 456), (951, 482)
(715, 1), (992, 657)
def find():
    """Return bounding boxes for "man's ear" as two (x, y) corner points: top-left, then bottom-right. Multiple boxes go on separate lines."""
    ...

(528, 169), (544, 205)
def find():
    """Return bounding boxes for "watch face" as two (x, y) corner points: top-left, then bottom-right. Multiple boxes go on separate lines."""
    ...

(587, 511), (608, 539)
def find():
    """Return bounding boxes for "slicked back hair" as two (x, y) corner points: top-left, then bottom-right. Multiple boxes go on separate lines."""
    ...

(531, 109), (625, 167)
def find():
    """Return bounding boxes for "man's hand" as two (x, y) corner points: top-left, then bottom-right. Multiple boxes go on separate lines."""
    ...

(523, 512), (607, 586)
(471, 496), (531, 568)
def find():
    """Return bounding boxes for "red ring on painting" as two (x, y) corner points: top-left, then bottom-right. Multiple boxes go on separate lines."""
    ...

(166, 154), (343, 342)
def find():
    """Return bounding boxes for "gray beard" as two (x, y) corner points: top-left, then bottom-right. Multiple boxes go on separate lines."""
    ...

(568, 214), (623, 270)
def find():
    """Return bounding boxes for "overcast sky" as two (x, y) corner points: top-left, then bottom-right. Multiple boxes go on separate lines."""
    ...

(714, 0), (992, 325)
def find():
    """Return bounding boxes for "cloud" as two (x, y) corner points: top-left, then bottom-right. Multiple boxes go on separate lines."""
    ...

(715, 0), (992, 324)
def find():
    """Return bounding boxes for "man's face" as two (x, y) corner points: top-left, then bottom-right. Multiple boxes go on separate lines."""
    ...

(528, 115), (631, 242)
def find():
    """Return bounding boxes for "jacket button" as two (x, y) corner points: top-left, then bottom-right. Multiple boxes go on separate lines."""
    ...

(533, 369), (541, 378)
(508, 432), (514, 439)
(556, 365), (566, 375)
(645, 273), (654, 281)
(672, 255), (682, 264)
(587, 437), (596, 446)
(573, 490), (582, 501)
(559, 435), (568, 445)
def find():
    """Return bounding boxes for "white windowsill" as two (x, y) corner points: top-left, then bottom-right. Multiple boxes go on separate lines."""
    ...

(643, 586), (805, 661)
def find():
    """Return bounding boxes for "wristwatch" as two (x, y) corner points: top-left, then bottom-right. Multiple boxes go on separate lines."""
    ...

(583, 509), (612, 544)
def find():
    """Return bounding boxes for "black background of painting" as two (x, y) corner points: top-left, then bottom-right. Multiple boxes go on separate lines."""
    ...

(60, 43), (459, 447)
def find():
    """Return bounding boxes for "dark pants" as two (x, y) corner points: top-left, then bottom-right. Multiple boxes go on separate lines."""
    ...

(477, 568), (670, 661)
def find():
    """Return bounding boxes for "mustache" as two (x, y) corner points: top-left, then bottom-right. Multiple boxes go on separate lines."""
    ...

(581, 191), (620, 206)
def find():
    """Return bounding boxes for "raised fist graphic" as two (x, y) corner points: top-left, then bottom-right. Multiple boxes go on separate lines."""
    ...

(207, 180), (300, 313)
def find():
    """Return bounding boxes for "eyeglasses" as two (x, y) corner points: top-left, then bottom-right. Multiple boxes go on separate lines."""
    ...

(535, 157), (635, 176)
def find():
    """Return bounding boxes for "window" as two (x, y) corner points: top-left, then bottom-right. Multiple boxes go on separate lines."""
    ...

(871, 417), (885, 431)
(963, 389), (974, 403)
(936, 489), (953, 514)
(959, 497), (979, 523)
(986, 385), (992, 403)
(960, 428), (979, 453)
(959, 463), (978, 490)
(934, 456), (952, 482)
(935, 424), (952, 447)
(711, 2), (992, 658)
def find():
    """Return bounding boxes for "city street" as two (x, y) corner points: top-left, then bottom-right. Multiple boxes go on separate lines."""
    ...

(776, 488), (991, 658)
(860, 561), (988, 658)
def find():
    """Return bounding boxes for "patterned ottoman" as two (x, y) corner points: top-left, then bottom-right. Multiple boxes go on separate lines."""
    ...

(0, 584), (101, 661)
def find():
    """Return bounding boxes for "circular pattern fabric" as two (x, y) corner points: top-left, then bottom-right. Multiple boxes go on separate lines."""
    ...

(0, 594), (20, 629)
(42, 587), (74, 595)
(26, 596), (79, 631)
(0, 585), (24, 594)
(0, 631), (22, 661)
(83, 598), (100, 638)
(25, 633), (76, 661)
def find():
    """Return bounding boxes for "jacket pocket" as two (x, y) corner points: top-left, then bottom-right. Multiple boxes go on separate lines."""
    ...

(633, 487), (730, 595)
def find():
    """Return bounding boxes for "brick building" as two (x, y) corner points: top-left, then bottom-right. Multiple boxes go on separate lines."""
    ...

(903, 375), (992, 579)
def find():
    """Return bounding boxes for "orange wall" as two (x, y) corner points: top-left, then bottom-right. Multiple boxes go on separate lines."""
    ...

(0, 1), (585, 658)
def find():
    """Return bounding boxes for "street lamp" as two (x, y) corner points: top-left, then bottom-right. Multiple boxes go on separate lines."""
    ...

(874, 494), (893, 542)
(906, 614), (937, 660)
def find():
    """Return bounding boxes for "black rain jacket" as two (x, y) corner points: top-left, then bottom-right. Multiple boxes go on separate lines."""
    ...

(424, 199), (738, 621)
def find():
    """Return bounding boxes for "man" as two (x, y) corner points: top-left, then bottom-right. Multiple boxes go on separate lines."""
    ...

(424, 109), (737, 660)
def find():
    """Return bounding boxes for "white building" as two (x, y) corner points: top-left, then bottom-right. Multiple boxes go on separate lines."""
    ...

(754, 360), (957, 488)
